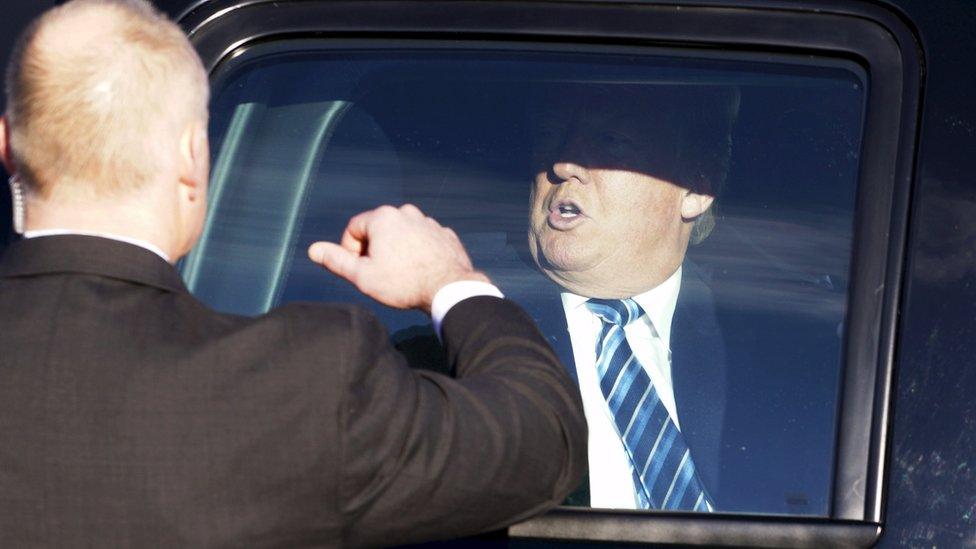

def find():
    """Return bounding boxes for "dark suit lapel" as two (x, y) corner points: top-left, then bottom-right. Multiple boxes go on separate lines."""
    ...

(500, 265), (579, 386)
(0, 234), (187, 294)
(500, 266), (589, 505)
(523, 286), (591, 507)
(501, 255), (724, 509)
(527, 291), (579, 386)
(671, 261), (727, 505)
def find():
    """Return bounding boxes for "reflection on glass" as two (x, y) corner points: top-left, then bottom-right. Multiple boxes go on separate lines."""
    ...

(192, 46), (865, 517)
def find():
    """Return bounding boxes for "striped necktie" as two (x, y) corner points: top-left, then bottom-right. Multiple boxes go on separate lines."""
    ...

(586, 298), (713, 511)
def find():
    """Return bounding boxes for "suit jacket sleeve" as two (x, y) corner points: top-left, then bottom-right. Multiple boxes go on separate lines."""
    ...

(335, 296), (587, 547)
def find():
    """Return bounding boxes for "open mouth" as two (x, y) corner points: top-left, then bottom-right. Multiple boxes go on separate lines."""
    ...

(557, 202), (582, 218)
(546, 199), (586, 229)
(551, 199), (584, 218)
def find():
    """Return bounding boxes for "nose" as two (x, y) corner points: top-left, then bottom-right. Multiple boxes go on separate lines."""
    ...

(544, 123), (594, 184)
(550, 161), (590, 184)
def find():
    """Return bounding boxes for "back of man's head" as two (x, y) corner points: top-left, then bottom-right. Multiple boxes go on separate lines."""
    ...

(4, 0), (208, 199)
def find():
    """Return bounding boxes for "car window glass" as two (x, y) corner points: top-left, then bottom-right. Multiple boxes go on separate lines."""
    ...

(189, 45), (865, 517)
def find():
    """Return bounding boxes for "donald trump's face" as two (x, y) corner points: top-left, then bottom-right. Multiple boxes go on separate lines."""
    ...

(528, 89), (714, 298)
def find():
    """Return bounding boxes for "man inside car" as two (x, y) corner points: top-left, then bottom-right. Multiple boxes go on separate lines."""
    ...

(525, 85), (738, 510)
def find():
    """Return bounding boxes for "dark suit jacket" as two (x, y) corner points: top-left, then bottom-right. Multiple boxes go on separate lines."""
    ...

(507, 256), (840, 515)
(0, 235), (587, 547)
(514, 263), (727, 508)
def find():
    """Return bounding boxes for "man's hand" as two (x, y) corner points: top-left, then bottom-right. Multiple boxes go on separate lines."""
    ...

(308, 204), (491, 314)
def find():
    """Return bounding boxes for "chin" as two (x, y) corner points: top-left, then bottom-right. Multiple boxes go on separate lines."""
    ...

(534, 238), (592, 275)
(530, 223), (597, 272)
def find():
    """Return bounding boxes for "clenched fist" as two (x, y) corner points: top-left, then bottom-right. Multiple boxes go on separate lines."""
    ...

(308, 204), (491, 314)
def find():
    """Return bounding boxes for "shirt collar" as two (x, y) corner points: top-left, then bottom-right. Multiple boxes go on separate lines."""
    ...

(561, 266), (683, 344)
(22, 229), (171, 263)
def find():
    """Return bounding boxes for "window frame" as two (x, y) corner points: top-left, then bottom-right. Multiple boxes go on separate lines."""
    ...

(179, 0), (921, 546)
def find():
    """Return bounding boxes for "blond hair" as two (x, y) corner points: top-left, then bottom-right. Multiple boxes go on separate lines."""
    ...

(4, 0), (209, 197)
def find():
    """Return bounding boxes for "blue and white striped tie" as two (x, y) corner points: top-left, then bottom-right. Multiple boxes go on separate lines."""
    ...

(586, 298), (713, 512)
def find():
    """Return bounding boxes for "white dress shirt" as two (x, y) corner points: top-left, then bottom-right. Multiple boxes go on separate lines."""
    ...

(21, 230), (502, 336)
(562, 267), (683, 509)
(431, 280), (505, 337)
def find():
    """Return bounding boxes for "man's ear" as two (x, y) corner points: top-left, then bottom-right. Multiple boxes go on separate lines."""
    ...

(0, 116), (15, 176)
(177, 120), (209, 200)
(680, 190), (715, 220)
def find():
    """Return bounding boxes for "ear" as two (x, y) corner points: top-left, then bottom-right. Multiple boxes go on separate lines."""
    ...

(0, 116), (15, 176)
(680, 190), (715, 220)
(177, 120), (209, 200)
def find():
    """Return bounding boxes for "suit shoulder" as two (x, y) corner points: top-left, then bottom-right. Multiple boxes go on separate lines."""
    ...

(266, 301), (360, 324)
(267, 301), (379, 329)
(261, 301), (388, 354)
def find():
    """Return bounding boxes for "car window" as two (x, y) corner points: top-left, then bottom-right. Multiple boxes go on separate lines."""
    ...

(186, 44), (864, 517)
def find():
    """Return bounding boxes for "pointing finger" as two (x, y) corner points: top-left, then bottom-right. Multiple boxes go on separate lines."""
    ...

(308, 241), (363, 284)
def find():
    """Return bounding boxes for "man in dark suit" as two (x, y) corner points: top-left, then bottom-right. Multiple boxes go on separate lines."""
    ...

(524, 85), (738, 510)
(0, 0), (586, 546)
(516, 81), (844, 516)
(519, 261), (727, 510)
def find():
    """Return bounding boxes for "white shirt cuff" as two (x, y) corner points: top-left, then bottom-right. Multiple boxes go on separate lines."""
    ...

(431, 280), (504, 340)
